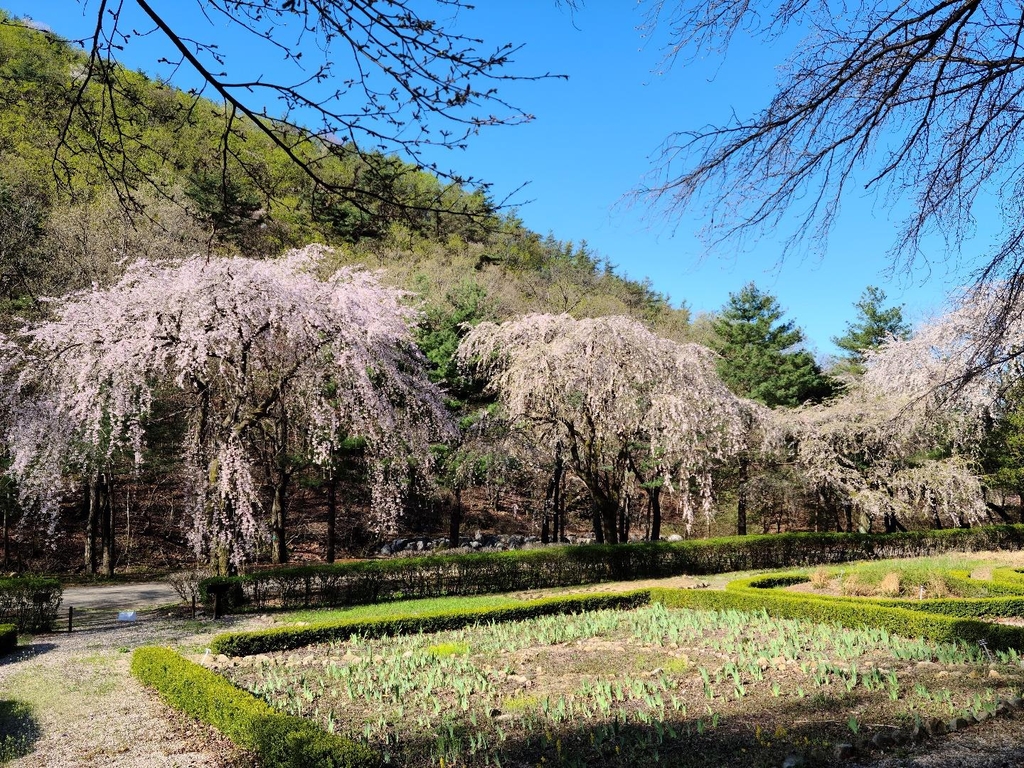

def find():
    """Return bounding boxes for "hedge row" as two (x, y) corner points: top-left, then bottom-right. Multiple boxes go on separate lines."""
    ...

(651, 587), (1024, 651)
(201, 525), (1024, 615)
(734, 572), (1024, 621)
(131, 646), (379, 768)
(0, 577), (62, 633)
(210, 591), (651, 656)
(0, 625), (15, 656)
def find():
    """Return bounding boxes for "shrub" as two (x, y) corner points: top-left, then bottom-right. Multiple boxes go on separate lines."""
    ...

(210, 591), (651, 656)
(131, 646), (379, 768)
(0, 578), (62, 633)
(0, 625), (15, 657)
(200, 525), (1024, 616)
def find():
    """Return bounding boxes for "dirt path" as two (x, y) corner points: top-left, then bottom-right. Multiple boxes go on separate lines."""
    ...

(0, 585), (261, 767)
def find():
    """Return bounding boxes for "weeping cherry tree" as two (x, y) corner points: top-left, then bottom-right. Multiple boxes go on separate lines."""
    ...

(0, 245), (455, 572)
(457, 314), (753, 542)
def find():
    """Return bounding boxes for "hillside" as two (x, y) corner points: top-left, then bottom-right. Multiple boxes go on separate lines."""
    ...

(0, 9), (697, 575)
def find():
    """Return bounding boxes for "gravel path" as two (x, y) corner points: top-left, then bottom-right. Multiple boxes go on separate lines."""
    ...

(0, 614), (258, 767)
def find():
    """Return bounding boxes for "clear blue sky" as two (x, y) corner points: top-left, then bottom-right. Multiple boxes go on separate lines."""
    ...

(6, 1), (995, 357)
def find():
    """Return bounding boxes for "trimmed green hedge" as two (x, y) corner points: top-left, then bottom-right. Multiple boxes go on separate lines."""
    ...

(0, 577), (62, 633)
(655, 582), (1024, 651)
(210, 591), (651, 657)
(733, 572), (1024, 620)
(201, 525), (1024, 615)
(131, 646), (379, 767)
(0, 624), (16, 656)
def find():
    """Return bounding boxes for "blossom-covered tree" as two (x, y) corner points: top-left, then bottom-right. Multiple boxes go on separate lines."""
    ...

(0, 245), (455, 571)
(785, 388), (988, 532)
(457, 314), (752, 542)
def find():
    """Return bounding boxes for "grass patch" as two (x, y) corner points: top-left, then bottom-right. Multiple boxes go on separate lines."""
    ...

(277, 594), (526, 625)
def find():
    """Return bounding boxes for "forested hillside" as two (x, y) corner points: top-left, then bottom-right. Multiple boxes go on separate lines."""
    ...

(0, 11), (694, 574)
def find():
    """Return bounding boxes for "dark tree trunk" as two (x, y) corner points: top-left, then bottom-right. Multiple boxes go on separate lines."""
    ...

(84, 479), (98, 575)
(99, 473), (114, 577)
(844, 501), (854, 533)
(649, 486), (662, 542)
(736, 454), (749, 536)
(270, 413), (291, 565)
(591, 501), (604, 543)
(600, 496), (619, 544)
(449, 488), (463, 546)
(618, 499), (630, 543)
(326, 471), (337, 563)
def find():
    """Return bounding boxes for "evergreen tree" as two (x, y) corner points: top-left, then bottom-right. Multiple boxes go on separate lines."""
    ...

(712, 283), (833, 408)
(833, 286), (911, 372)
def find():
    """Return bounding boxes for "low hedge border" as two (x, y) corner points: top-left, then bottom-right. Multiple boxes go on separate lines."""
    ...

(657, 580), (1024, 651)
(201, 525), (1024, 616)
(0, 624), (16, 656)
(731, 572), (1024, 621)
(131, 646), (379, 768)
(210, 591), (651, 657)
(0, 577), (62, 633)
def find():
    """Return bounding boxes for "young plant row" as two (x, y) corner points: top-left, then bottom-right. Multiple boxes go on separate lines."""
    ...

(219, 603), (1024, 767)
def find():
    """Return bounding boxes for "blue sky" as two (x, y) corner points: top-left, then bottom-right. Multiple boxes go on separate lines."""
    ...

(6, 1), (996, 357)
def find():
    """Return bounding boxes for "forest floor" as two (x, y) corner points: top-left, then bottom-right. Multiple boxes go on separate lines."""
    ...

(6, 561), (1024, 766)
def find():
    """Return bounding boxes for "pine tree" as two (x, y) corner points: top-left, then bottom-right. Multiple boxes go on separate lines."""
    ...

(711, 283), (833, 408)
(833, 286), (911, 372)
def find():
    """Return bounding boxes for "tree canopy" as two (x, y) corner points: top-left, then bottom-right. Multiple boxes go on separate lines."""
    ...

(0, 245), (454, 569)
(832, 286), (912, 375)
(711, 283), (833, 408)
(458, 314), (753, 543)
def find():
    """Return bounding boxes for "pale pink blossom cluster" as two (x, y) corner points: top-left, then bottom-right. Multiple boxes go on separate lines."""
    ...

(0, 245), (455, 565)
(457, 314), (755, 528)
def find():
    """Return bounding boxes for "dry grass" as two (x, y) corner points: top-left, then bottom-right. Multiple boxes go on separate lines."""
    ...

(877, 571), (902, 597)
(808, 568), (831, 590)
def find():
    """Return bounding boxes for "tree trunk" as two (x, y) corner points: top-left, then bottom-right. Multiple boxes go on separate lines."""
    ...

(618, 497), (629, 543)
(99, 473), (114, 577)
(736, 454), (749, 536)
(449, 488), (463, 546)
(326, 470), (337, 564)
(591, 501), (604, 543)
(270, 412), (291, 565)
(600, 496), (619, 544)
(84, 478), (98, 575)
(649, 486), (662, 542)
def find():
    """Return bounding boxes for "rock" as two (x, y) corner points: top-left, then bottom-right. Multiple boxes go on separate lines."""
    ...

(926, 717), (946, 735)
(910, 722), (929, 741)
(996, 702), (1010, 716)
(974, 709), (992, 723)
(834, 743), (856, 760)
(1006, 696), (1024, 710)
(988, 668), (1002, 679)
(871, 731), (895, 749)
(947, 716), (972, 732)
(379, 544), (393, 556)
(667, 534), (683, 542)
(470, 541), (481, 549)
(781, 754), (804, 768)
(489, 708), (502, 718)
